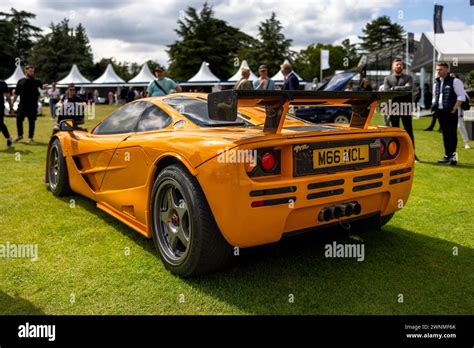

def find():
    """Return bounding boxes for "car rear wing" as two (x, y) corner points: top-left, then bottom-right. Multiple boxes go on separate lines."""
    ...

(207, 90), (411, 134)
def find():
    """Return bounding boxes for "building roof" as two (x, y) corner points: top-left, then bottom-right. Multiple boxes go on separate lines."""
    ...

(57, 64), (91, 86)
(424, 31), (474, 62)
(5, 65), (25, 87)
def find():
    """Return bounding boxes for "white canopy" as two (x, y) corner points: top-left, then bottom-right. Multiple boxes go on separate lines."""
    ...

(128, 63), (155, 85)
(424, 31), (474, 62)
(271, 59), (304, 82)
(57, 64), (91, 86)
(228, 60), (257, 82)
(5, 65), (25, 87)
(187, 62), (220, 83)
(92, 63), (126, 85)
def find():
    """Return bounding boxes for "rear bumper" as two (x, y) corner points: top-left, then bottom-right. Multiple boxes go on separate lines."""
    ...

(197, 157), (414, 248)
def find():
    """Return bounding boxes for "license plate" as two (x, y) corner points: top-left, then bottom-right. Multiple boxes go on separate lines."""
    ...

(313, 145), (369, 169)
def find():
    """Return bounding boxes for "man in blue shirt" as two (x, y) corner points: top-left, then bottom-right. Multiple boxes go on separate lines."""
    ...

(147, 66), (181, 97)
(253, 65), (275, 90)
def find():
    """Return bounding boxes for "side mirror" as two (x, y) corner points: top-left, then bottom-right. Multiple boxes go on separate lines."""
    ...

(58, 120), (74, 131)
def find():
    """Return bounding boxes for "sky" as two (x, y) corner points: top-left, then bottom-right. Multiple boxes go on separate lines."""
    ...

(1, 0), (473, 67)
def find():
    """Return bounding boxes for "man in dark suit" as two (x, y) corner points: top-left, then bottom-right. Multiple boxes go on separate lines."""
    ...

(281, 63), (299, 90)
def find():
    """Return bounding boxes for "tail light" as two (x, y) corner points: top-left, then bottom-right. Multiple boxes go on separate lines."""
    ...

(380, 138), (400, 160)
(246, 148), (281, 177)
(261, 152), (276, 172)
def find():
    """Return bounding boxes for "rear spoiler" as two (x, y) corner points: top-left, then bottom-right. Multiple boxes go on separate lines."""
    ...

(207, 90), (411, 134)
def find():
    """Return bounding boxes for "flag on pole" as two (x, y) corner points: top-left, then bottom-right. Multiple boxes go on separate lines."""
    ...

(321, 49), (330, 70)
(470, 0), (474, 6)
(433, 4), (444, 34)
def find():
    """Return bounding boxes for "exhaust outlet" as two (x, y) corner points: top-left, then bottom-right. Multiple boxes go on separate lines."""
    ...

(348, 201), (361, 215)
(344, 204), (353, 217)
(334, 205), (345, 219)
(318, 207), (334, 222)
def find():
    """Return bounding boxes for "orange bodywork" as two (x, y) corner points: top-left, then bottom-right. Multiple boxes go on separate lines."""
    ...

(45, 93), (414, 247)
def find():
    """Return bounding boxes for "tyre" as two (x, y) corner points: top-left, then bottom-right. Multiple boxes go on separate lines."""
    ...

(332, 113), (350, 124)
(150, 164), (233, 277)
(47, 138), (72, 196)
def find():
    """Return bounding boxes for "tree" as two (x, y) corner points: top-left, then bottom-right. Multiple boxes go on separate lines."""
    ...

(340, 38), (359, 68)
(466, 70), (474, 91)
(0, 19), (16, 79)
(30, 19), (95, 82)
(167, 3), (254, 80)
(242, 12), (293, 74)
(0, 8), (41, 64)
(359, 16), (404, 53)
(293, 43), (348, 82)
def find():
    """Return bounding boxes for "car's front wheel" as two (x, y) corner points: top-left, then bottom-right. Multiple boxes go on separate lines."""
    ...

(47, 139), (72, 196)
(150, 164), (233, 277)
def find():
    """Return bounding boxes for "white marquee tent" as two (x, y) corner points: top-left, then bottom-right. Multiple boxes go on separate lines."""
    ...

(57, 64), (91, 87)
(271, 59), (304, 83)
(128, 63), (155, 86)
(227, 60), (258, 82)
(92, 63), (126, 86)
(181, 62), (220, 86)
(5, 64), (26, 87)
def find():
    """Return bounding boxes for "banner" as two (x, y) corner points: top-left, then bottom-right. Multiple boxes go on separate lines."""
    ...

(321, 49), (330, 70)
(433, 4), (444, 34)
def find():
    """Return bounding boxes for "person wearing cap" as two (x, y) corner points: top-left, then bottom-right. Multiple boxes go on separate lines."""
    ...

(281, 63), (299, 90)
(234, 67), (254, 90)
(147, 66), (181, 97)
(253, 65), (275, 90)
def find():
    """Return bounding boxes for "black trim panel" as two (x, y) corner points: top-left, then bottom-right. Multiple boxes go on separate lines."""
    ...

(251, 196), (296, 207)
(307, 179), (344, 190)
(353, 173), (383, 182)
(250, 186), (297, 197)
(390, 167), (412, 176)
(389, 176), (411, 185)
(352, 182), (382, 192)
(307, 189), (344, 200)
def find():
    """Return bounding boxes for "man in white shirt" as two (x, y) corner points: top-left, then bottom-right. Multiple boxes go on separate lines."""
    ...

(431, 62), (466, 165)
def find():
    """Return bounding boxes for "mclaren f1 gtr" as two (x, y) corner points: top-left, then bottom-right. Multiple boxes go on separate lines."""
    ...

(46, 89), (414, 276)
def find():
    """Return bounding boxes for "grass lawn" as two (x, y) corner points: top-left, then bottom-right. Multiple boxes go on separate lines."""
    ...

(0, 105), (473, 315)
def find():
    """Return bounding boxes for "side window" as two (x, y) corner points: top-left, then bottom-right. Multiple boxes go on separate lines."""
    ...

(93, 101), (148, 135)
(136, 105), (172, 132)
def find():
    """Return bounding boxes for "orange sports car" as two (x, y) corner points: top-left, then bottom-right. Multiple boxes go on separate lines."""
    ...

(45, 90), (414, 276)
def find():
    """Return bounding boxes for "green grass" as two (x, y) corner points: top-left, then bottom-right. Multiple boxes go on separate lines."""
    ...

(0, 106), (473, 315)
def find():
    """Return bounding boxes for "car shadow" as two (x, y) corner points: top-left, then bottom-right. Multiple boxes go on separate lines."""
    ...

(0, 291), (45, 315)
(181, 222), (473, 315)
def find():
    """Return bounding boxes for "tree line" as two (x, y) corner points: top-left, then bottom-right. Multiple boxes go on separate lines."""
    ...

(0, 3), (405, 83)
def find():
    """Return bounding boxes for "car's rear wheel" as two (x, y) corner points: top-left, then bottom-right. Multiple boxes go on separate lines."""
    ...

(150, 164), (233, 277)
(333, 113), (350, 124)
(47, 139), (72, 196)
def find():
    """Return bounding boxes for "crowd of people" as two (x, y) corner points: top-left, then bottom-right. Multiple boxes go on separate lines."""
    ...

(0, 61), (471, 166)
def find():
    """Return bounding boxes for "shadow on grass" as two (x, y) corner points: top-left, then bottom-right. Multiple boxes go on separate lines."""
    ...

(0, 291), (45, 315)
(183, 222), (473, 315)
(0, 148), (32, 154)
(54, 194), (156, 255)
(50, 192), (473, 315)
